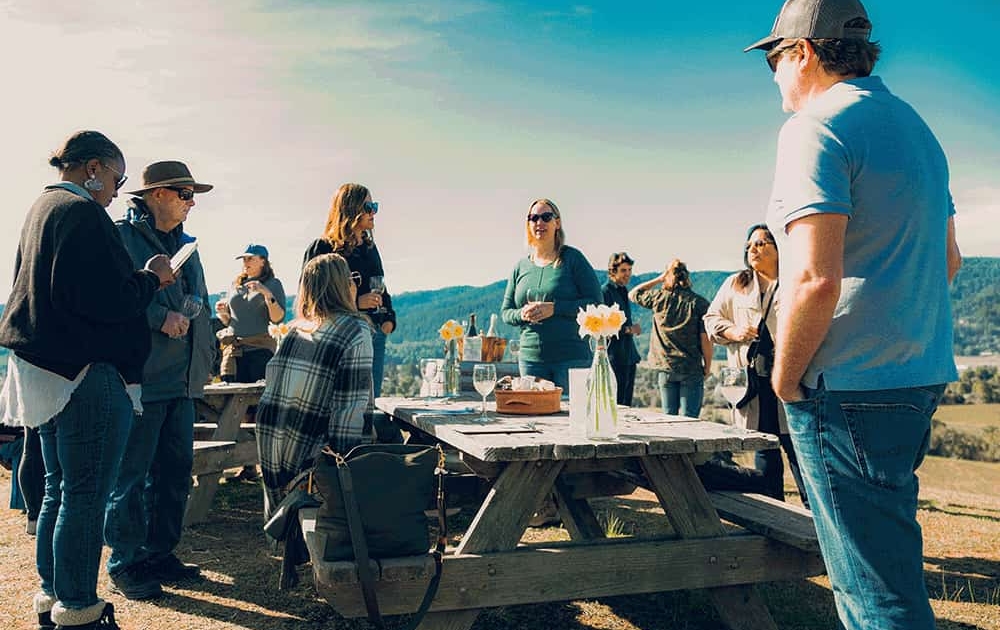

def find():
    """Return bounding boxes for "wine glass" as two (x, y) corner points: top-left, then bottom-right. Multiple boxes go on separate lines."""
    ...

(472, 363), (497, 423)
(507, 338), (520, 362)
(369, 275), (386, 313)
(180, 294), (203, 320)
(717, 367), (748, 407)
(420, 358), (439, 399)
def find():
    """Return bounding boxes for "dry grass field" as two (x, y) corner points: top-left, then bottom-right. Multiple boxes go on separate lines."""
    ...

(1, 453), (998, 630)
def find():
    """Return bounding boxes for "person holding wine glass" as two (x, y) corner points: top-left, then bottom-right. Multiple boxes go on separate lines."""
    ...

(0, 131), (175, 629)
(500, 198), (602, 393)
(304, 183), (396, 397)
(107, 160), (217, 599)
(704, 224), (807, 507)
(215, 244), (287, 384)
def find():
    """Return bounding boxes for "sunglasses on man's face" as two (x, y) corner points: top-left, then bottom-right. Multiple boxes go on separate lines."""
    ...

(527, 212), (556, 223)
(349, 271), (362, 287)
(766, 41), (798, 72)
(166, 187), (195, 201)
(363, 201), (379, 214)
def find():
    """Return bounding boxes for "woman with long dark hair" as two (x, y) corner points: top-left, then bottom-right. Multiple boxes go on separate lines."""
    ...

(303, 183), (395, 397)
(705, 224), (808, 506)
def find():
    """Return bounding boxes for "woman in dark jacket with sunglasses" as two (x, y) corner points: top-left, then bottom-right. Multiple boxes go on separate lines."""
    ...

(0, 130), (173, 630)
(303, 183), (396, 397)
(500, 198), (602, 393)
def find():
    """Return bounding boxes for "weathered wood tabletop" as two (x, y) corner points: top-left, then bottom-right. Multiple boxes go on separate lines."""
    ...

(307, 396), (823, 630)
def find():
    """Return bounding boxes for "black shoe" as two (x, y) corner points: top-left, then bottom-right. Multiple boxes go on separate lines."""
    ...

(54, 603), (120, 629)
(145, 554), (201, 583)
(109, 566), (163, 601)
(38, 610), (55, 630)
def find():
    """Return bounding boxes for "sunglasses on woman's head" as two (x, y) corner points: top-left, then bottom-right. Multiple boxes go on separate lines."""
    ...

(527, 212), (556, 223)
(363, 201), (379, 214)
(166, 187), (195, 201)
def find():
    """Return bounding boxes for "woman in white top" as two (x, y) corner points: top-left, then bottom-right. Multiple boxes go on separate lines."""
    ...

(704, 224), (808, 508)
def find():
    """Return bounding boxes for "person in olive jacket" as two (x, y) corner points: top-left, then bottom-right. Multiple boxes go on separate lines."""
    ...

(104, 161), (215, 601)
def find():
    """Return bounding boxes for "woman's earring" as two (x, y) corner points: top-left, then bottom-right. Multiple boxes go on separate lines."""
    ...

(83, 174), (104, 192)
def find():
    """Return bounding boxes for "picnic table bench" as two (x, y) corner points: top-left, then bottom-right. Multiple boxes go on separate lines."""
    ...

(304, 397), (825, 630)
(185, 382), (264, 525)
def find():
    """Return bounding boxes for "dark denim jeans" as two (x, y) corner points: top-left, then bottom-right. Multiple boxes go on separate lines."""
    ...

(105, 397), (195, 576)
(610, 361), (637, 406)
(783, 382), (944, 630)
(36, 363), (132, 609)
(519, 357), (592, 394)
(372, 328), (387, 398)
(656, 371), (704, 418)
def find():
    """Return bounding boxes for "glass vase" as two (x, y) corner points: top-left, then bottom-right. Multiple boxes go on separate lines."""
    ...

(444, 339), (461, 397)
(586, 336), (619, 439)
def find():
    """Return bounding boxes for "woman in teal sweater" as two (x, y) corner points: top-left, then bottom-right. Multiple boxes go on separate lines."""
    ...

(500, 199), (602, 392)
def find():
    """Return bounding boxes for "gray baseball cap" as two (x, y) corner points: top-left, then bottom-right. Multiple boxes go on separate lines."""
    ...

(744, 0), (871, 52)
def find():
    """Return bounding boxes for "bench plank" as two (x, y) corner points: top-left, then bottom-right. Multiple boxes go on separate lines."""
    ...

(708, 491), (819, 554)
(305, 533), (825, 617)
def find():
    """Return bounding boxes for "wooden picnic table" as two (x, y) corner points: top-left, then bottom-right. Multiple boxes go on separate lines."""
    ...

(185, 381), (264, 525)
(306, 396), (825, 630)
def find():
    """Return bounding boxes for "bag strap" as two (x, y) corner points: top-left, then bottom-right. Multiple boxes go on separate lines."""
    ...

(335, 445), (449, 630)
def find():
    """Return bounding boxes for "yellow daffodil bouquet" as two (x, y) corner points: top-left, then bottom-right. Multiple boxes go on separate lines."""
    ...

(438, 319), (465, 341)
(576, 303), (627, 341)
(268, 322), (291, 348)
(575, 303), (625, 438)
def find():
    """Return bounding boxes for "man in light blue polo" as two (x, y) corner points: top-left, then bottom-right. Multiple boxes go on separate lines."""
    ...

(746, 1), (962, 628)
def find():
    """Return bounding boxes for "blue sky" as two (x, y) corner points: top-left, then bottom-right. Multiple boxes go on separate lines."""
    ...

(1, 0), (997, 295)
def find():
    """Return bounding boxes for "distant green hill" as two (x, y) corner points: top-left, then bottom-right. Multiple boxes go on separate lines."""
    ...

(0, 257), (997, 376)
(385, 257), (1000, 366)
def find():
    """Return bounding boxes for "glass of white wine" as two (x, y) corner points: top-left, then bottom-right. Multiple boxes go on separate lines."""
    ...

(718, 367), (748, 407)
(369, 275), (386, 313)
(472, 363), (497, 423)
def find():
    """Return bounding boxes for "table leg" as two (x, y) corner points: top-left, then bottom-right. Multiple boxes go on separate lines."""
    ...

(552, 477), (605, 541)
(640, 455), (778, 630)
(184, 394), (253, 526)
(417, 459), (565, 630)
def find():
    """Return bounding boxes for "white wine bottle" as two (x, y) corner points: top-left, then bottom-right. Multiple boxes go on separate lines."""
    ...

(486, 313), (498, 337)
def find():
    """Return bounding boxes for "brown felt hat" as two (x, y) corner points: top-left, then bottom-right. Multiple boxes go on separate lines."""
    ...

(124, 160), (213, 195)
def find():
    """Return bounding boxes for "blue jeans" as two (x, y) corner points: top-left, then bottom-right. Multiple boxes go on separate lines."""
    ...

(519, 357), (592, 394)
(372, 328), (387, 398)
(783, 382), (944, 630)
(105, 398), (195, 576)
(657, 371), (704, 418)
(36, 363), (132, 609)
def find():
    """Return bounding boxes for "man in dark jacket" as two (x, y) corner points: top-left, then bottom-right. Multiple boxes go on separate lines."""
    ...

(104, 161), (215, 600)
(601, 252), (641, 406)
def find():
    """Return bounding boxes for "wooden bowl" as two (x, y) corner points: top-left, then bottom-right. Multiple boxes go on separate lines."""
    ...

(494, 387), (563, 415)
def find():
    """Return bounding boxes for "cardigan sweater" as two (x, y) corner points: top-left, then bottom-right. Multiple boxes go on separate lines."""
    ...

(0, 187), (159, 383)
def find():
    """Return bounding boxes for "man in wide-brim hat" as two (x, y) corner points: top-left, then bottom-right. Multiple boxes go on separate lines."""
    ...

(123, 160), (213, 195)
(105, 160), (215, 601)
